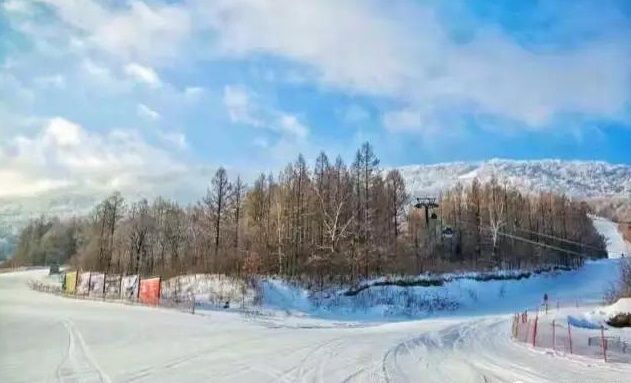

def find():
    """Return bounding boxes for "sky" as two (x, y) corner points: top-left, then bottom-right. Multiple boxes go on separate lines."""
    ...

(1, 0), (631, 202)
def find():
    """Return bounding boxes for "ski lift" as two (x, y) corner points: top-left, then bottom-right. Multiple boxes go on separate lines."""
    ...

(431, 212), (438, 220)
(442, 226), (455, 239)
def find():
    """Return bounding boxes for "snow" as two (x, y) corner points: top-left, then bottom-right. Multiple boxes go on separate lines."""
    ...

(1, 218), (629, 381)
(255, 260), (619, 321)
(604, 298), (631, 316)
(590, 215), (631, 258)
(3, 268), (631, 382)
(574, 298), (631, 330)
(398, 159), (631, 198)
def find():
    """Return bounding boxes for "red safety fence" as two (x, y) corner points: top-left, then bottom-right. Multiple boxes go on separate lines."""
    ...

(139, 277), (161, 305)
(511, 302), (631, 364)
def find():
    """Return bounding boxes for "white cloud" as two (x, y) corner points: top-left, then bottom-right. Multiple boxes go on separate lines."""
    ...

(137, 103), (161, 121)
(223, 85), (309, 139)
(277, 114), (308, 139)
(0, 117), (188, 198)
(81, 59), (112, 80)
(3, 0), (34, 13)
(202, 0), (631, 127)
(45, 117), (82, 146)
(124, 63), (161, 87)
(223, 85), (262, 126)
(36, 0), (192, 62)
(18, 0), (630, 130)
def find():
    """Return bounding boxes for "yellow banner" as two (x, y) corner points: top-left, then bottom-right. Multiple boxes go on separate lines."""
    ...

(64, 271), (77, 294)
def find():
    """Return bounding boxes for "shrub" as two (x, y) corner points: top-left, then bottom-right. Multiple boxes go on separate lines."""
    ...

(606, 313), (631, 328)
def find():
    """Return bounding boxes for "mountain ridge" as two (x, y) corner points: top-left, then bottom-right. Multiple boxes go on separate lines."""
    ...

(397, 158), (631, 199)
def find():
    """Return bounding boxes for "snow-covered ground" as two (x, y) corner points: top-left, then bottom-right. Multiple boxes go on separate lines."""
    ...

(1, 216), (629, 382)
(590, 215), (631, 259)
(3, 268), (630, 383)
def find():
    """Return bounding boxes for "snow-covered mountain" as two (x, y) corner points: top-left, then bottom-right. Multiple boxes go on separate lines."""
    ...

(398, 159), (631, 199)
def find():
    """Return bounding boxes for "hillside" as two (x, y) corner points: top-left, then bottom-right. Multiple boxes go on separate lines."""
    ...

(398, 159), (631, 198)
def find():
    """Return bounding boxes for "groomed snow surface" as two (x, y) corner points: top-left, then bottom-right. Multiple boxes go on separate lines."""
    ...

(1, 216), (630, 382)
(590, 215), (631, 259)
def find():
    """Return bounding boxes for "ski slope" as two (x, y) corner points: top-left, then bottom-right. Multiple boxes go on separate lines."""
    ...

(590, 215), (631, 259)
(1, 217), (629, 382)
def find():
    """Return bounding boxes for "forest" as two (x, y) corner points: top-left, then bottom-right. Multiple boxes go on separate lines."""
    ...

(8, 143), (606, 284)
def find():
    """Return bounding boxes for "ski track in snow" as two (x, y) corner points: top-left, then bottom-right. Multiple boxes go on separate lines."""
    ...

(1, 217), (629, 382)
(56, 320), (110, 383)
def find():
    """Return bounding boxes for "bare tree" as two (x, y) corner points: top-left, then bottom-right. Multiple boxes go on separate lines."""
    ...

(205, 167), (232, 269)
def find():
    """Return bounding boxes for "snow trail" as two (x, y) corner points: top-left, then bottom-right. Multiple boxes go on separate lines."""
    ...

(590, 215), (631, 259)
(1, 217), (629, 382)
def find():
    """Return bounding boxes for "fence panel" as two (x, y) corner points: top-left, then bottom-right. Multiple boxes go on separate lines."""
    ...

(139, 277), (160, 305)
(512, 304), (631, 363)
(121, 275), (139, 300)
(104, 274), (122, 298)
(64, 271), (77, 294)
(89, 273), (105, 297)
(77, 272), (91, 296)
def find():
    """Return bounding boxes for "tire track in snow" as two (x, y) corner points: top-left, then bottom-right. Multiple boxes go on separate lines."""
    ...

(56, 320), (110, 383)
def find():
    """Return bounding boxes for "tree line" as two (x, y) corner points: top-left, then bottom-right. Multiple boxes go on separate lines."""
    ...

(8, 143), (606, 284)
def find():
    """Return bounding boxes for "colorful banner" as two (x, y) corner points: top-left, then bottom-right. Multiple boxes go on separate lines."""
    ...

(104, 274), (121, 298)
(139, 277), (161, 305)
(121, 275), (139, 300)
(77, 272), (91, 295)
(64, 271), (77, 294)
(89, 273), (105, 297)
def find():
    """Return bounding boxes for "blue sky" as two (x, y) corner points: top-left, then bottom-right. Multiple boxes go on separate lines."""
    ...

(0, 0), (630, 200)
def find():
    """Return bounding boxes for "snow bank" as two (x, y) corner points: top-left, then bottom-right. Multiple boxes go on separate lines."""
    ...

(604, 297), (631, 316)
(567, 315), (602, 329)
(255, 260), (620, 320)
(563, 298), (631, 330)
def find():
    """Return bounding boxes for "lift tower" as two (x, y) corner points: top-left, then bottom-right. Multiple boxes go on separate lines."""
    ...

(414, 197), (439, 226)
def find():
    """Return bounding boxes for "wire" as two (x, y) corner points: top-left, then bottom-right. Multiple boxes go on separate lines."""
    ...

(512, 226), (605, 252)
(485, 229), (586, 257)
(441, 216), (605, 258)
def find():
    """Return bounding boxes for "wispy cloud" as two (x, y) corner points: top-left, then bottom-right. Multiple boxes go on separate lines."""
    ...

(222, 85), (309, 139)
(137, 103), (161, 121)
(124, 63), (161, 87)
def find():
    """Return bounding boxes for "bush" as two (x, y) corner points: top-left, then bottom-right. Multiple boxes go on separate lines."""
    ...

(606, 313), (631, 328)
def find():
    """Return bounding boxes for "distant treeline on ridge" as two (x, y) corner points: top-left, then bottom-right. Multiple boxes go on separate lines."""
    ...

(8, 142), (606, 284)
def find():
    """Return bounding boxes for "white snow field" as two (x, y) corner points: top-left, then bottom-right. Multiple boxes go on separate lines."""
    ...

(1, 217), (630, 382)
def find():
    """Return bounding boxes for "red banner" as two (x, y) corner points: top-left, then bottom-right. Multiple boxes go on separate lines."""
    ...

(139, 277), (161, 305)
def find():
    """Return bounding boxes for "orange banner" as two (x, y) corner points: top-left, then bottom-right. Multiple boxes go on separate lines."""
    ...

(139, 277), (160, 305)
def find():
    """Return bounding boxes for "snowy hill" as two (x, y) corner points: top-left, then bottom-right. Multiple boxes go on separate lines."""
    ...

(398, 159), (631, 198)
